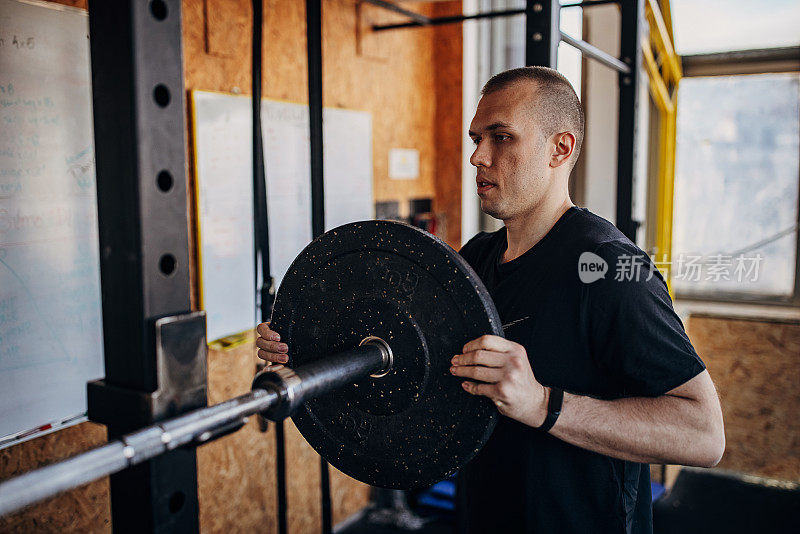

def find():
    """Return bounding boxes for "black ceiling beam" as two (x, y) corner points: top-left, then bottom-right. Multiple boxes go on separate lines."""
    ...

(369, 0), (620, 32)
(363, 0), (431, 27)
(373, 7), (525, 31)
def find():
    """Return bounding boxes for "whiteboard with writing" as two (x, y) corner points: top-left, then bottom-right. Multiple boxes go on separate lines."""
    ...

(191, 91), (373, 342)
(0, 0), (104, 446)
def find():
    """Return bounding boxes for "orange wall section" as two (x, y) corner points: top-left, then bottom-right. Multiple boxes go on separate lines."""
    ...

(432, 1), (464, 247)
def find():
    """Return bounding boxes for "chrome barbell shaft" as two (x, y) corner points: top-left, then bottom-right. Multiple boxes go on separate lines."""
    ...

(0, 342), (388, 517)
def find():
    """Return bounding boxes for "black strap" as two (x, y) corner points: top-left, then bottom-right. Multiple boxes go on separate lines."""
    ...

(251, 0), (274, 312)
(538, 387), (563, 433)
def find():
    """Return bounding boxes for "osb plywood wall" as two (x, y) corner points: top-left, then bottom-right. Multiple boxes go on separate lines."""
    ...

(197, 340), (371, 533)
(0, 0), (464, 532)
(432, 0), (463, 247)
(186, 0), (463, 248)
(0, 423), (110, 532)
(686, 315), (800, 481)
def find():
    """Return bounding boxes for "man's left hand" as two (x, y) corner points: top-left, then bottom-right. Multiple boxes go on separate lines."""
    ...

(451, 335), (549, 427)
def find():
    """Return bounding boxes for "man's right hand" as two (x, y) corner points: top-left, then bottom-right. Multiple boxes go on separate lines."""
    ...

(256, 322), (289, 366)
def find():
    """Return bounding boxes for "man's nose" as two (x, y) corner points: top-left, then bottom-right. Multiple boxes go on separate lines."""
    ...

(470, 140), (491, 168)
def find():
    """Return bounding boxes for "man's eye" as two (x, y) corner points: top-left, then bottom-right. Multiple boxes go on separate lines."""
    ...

(495, 134), (510, 142)
(471, 137), (480, 145)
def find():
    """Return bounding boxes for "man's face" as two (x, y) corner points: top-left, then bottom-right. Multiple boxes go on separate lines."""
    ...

(469, 82), (552, 221)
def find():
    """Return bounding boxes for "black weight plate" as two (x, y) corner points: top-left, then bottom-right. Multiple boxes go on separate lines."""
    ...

(270, 220), (502, 489)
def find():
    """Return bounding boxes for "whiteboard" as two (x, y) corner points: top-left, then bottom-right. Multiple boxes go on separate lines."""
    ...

(191, 91), (373, 342)
(0, 0), (104, 446)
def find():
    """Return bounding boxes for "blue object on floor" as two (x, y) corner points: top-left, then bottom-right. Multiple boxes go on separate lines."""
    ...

(417, 494), (455, 512)
(417, 477), (456, 512)
(428, 479), (456, 499)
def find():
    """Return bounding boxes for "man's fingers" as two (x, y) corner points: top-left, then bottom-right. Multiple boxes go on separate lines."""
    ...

(461, 380), (496, 398)
(452, 349), (506, 368)
(450, 364), (503, 383)
(255, 337), (288, 353)
(256, 322), (280, 340)
(257, 349), (289, 363)
(255, 323), (289, 364)
(462, 334), (516, 354)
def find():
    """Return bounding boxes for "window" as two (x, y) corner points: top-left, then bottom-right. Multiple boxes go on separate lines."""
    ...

(672, 72), (800, 300)
(671, 0), (800, 55)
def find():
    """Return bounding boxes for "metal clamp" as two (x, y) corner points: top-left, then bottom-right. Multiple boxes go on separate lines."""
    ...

(251, 366), (303, 421)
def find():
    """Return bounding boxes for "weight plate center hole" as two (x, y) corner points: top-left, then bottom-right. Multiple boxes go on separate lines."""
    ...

(360, 335), (393, 378)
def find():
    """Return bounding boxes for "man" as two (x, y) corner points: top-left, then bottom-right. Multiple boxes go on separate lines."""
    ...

(256, 67), (725, 533)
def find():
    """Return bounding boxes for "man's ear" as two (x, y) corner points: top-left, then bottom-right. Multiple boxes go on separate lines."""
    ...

(550, 132), (576, 168)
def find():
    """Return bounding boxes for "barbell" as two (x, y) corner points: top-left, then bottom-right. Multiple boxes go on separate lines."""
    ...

(0, 220), (502, 516)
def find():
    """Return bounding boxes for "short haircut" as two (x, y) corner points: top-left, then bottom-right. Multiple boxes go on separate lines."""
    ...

(481, 66), (585, 167)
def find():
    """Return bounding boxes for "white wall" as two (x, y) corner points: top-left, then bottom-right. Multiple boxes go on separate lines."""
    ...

(581, 5), (620, 223)
(581, 5), (652, 241)
(461, 0), (481, 245)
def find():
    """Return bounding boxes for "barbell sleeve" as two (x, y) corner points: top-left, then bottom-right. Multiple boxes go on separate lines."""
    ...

(252, 339), (391, 420)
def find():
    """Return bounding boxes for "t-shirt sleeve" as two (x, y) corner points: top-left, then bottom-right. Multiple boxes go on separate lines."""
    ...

(583, 240), (706, 397)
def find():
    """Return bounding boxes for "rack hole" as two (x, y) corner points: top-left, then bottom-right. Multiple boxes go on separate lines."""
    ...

(168, 491), (185, 514)
(153, 84), (170, 108)
(159, 254), (177, 276)
(157, 170), (173, 192)
(150, 0), (168, 21)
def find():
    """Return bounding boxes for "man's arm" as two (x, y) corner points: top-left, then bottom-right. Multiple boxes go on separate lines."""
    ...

(550, 370), (725, 466)
(452, 335), (725, 468)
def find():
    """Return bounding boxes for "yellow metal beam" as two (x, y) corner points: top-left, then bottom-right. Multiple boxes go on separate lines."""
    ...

(646, 0), (682, 84)
(658, 0), (675, 44)
(655, 103), (678, 293)
(642, 39), (674, 114)
(642, 0), (680, 292)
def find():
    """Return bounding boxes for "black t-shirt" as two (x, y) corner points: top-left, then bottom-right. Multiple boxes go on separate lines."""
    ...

(455, 206), (705, 534)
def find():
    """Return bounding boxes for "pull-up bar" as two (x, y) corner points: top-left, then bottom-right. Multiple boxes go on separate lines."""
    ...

(560, 31), (631, 74)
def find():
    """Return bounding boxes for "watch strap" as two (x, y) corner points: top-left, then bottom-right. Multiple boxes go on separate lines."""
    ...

(538, 387), (563, 433)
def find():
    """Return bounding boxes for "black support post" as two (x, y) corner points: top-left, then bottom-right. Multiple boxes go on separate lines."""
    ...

(616, 0), (644, 241)
(305, 1), (332, 533)
(525, 0), (561, 67)
(307, 0), (325, 239)
(86, 1), (204, 532)
(250, 2), (284, 534)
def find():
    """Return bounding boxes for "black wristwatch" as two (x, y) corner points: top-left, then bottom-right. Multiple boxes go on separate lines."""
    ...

(538, 387), (564, 433)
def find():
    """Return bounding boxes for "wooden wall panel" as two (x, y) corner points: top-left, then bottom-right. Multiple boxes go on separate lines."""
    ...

(432, 1), (463, 248)
(197, 341), (277, 534)
(183, 0), (453, 212)
(330, 464), (372, 526)
(0, 423), (109, 533)
(686, 315), (800, 481)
